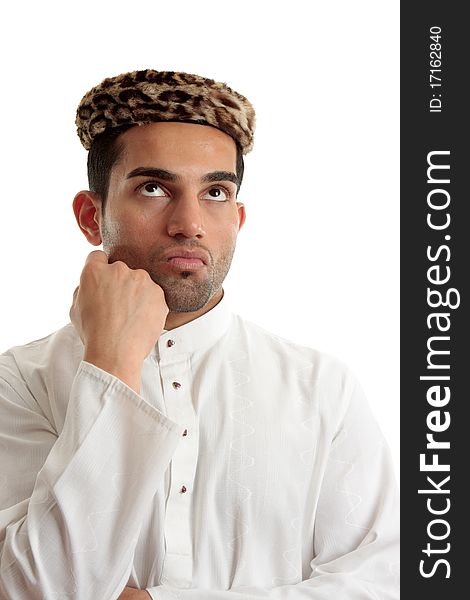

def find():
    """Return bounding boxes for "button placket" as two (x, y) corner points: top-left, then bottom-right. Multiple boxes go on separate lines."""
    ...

(159, 354), (191, 422)
(159, 352), (197, 581)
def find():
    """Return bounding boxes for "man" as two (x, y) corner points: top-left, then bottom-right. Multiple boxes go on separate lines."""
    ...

(0, 70), (399, 599)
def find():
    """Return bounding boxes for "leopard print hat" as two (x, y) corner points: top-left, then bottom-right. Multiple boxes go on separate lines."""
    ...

(76, 69), (256, 153)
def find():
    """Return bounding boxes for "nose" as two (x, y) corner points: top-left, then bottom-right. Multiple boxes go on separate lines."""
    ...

(166, 196), (206, 239)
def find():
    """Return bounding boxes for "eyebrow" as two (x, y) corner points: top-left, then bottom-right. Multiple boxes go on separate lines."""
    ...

(125, 167), (238, 185)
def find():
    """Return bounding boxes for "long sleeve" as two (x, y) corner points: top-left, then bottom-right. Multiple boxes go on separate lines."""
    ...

(0, 360), (182, 600)
(145, 378), (399, 599)
(1, 307), (399, 599)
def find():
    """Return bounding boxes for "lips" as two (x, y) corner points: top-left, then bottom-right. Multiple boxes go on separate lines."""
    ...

(162, 248), (209, 263)
(161, 247), (209, 271)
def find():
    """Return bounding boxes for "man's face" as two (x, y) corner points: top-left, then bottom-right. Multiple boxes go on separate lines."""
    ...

(96, 122), (245, 312)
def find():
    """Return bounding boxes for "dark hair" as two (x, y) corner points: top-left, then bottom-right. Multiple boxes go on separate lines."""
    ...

(87, 123), (245, 208)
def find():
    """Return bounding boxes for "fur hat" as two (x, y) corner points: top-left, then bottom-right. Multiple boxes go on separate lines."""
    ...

(76, 69), (255, 153)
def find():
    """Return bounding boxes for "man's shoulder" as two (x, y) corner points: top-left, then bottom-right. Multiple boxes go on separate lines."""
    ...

(231, 313), (353, 383)
(229, 314), (360, 424)
(0, 323), (82, 380)
(0, 324), (83, 420)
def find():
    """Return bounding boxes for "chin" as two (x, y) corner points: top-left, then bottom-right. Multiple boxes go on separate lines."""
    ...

(162, 281), (214, 314)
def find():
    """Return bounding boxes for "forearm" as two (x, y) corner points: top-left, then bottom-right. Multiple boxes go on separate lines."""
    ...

(1, 362), (182, 599)
(83, 347), (143, 393)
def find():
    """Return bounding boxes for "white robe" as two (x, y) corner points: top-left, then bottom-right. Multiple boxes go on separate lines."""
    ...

(0, 296), (399, 599)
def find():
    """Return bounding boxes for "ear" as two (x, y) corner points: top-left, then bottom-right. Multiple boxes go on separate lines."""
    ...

(236, 202), (246, 231)
(73, 191), (103, 246)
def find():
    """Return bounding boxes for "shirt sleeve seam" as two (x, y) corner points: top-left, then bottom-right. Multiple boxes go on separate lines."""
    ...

(77, 361), (183, 434)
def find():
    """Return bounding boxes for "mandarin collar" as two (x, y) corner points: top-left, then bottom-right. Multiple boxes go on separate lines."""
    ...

(153, 293), (232, 360)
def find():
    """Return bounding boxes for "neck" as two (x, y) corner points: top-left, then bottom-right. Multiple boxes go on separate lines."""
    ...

(164, 288), (224, 330)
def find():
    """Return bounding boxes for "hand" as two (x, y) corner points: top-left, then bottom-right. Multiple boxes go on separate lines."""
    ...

(117, 586), (152, 599)
(70, 251), (169, 392)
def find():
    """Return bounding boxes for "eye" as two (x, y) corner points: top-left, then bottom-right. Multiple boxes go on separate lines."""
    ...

(139, 182), (167, 197)
(202, 187), (229, 201)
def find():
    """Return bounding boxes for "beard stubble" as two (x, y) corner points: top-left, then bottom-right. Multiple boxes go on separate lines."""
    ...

(101, 238), (237, 313)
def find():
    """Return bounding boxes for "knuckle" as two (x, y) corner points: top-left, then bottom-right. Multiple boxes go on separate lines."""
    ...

(112, 260), (128, 272)
(134, 268), (150, 282)
(153, 283), (165, 297)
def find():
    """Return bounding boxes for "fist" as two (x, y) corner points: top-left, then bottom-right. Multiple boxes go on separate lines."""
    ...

(70, 251), (169, 392)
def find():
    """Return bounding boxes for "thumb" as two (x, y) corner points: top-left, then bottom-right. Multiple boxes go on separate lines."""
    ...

(85, 250), (109, 265)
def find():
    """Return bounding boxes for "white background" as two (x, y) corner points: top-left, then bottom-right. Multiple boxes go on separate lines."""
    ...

(0, 1), (399, 474)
